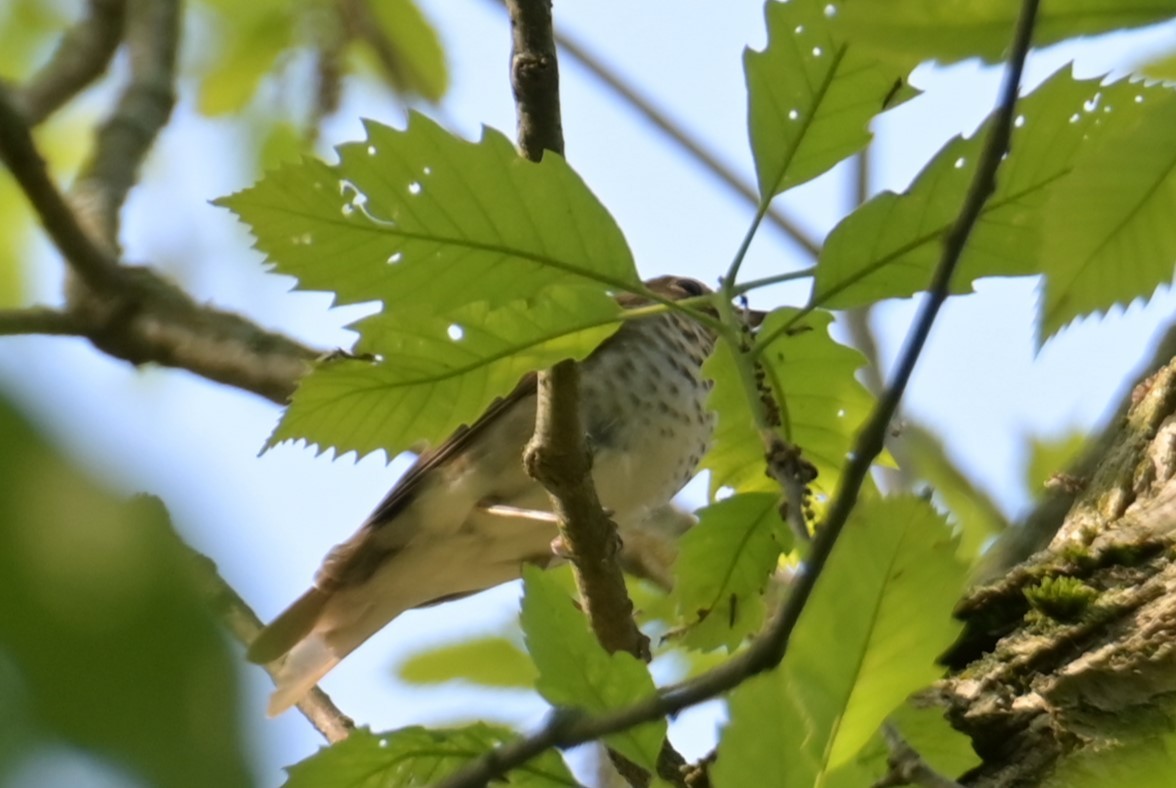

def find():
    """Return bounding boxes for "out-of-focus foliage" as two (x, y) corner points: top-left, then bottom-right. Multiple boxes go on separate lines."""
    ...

(0, 395), (250, 787)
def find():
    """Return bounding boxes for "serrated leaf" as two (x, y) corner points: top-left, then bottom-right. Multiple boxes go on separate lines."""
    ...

(357, 0), (448, 102)
(0, 399), (249, 788)
(217, 113), (639, 315)
(1039, 85), (1176, 341)
(284, 726), (578, 787)
(746, 0), (916, 199)
(703, 309), (875, 497)
(271, 287), (620, 459)
(396, 636), (537, 688)
(1139, 49), (1176, 81)
(713, 497), (966, 787)
(520, 567), (665, 772)
(836, 0), (1176, 66)
(673, 493), (790, 652)
(813, 67), (1101, 310)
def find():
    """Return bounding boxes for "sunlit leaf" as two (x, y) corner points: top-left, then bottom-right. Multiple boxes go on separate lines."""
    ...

(218, 113), (639, 315)
(396, 636), (537, 689)
(746, 0), (916, 199)
(703, 309), (875, 498)
(813, 67), (1100, 310)
(0, 398), (249, 787)
(1045, 729), (1176, 788)
(1039, 85), (1176, 341)
(836, 0), (1176, 65)
(355, 0), (449, 102)
(673, 493), (790, 651)
(520, 567), (665, 772)
(270, 287), (620, 459)
(284, 726), (577, 787)
(713, 497), (965, 787)
(197, 3), (295, 116)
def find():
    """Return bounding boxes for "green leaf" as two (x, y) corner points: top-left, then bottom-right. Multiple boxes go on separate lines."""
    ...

(901, 424), (1007, 561)
(1139, 49), (1176, 81)
(1045, 729), (1176, 788)
(713, 496), (966, 787)
(835, 0), (1176, 66)
(197, 3), (295, 116)
(356, 0), (449, 102)
(703, 308), (875, 498)
(271, 287), (620, 459)
(745, 0), (916, 199)
(520, 567), (666, 772)
(824, 702), (980, 787)
(813, 67), (1100, 310)
(1024, 431), (1087, 499)
(0, 398), (250, 787)
(673, 493), (789, 651)
(284, 726), (578, 787)
(1039, 85), (1176, 341)
(396, 636), (537, 689)
(217, 113), (639, 315)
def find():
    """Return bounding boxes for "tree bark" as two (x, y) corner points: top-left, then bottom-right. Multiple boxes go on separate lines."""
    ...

(941, 356), (1176, 786)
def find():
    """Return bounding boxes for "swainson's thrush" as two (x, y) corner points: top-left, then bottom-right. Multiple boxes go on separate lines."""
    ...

(249, 276), (721, 714)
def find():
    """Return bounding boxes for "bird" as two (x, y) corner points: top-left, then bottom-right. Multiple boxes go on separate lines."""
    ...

(248, 275), (722, 715)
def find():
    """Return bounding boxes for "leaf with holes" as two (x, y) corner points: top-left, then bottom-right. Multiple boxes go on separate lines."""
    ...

(745, 0), (916, 200)
(835, 0), (1176, 66)
(713, 497), (966, 788)
(1039, 86), (1176, 342)
(673, 492), (791, 652)
(217, 112), (639, 315)
(284, 726), (577, 787)
(702, 308), (875, 498)
(520, 566), (666, 772)
(271, 286), (621, 459)
(812, 67), (1111, 310)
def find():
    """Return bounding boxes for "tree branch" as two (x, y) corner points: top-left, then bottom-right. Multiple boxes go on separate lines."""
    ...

(873, 723), (964, 788)
(0, 307), (89, 336)
(188, 550), (354, 744)
(15, 0), (127, 126)
(437, 1), (1041, 784)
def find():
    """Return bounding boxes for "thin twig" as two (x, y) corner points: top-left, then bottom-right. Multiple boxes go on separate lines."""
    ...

(872, 723), (964, 788)
(0, 86), (125, 290)
(436, 1), (1041, 784)
(188, 550), (354, 744)
(0, 307), (89, 336)
(72, 0), (180, 245)
(16, 0), (127, 126)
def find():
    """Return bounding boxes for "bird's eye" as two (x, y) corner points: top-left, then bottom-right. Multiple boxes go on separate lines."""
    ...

(677, 278), (706, 297)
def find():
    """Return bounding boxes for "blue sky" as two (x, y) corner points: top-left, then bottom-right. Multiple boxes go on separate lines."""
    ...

(3, 2), (1176, 785)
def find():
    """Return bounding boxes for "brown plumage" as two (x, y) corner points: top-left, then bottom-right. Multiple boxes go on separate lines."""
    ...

(249, 276), (720, 715)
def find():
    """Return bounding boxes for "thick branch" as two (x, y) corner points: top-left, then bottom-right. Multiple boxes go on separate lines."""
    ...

(16, 0), (127, 125)
(438, 3), (1041, 785)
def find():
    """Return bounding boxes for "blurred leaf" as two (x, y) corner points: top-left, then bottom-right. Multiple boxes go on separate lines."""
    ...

(703, 309), (875, 498)
(0, 397), (250, 787)
(270, 287), (620, 459)
(257, 119), (309, 172)
(1039, 84), (1176, 341)
(0, 0), (68, 78)
(902, 424), (1007, 560)
(1045, 729), (1176, 788)
(0, 180), (30, 307)
(745, 0), (916, 199)
(396, 635), (537, 689)
(813, 67), (1099, 310)
(835, 0), (1176, 66)
(218, 113), (639, 313)
(197, 3), (295, 116)
(1024, 431), (1087, 499)
(824, 702), (980, 787)
(285, 726), (577, 787)
(520, 566), (666, 773)
(713, 496), (966, 787)
(352, 0), (448, 102)
(673, 493), (789, 652)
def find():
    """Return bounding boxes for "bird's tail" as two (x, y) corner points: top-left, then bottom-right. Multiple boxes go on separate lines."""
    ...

(247, 587), (343, 717)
